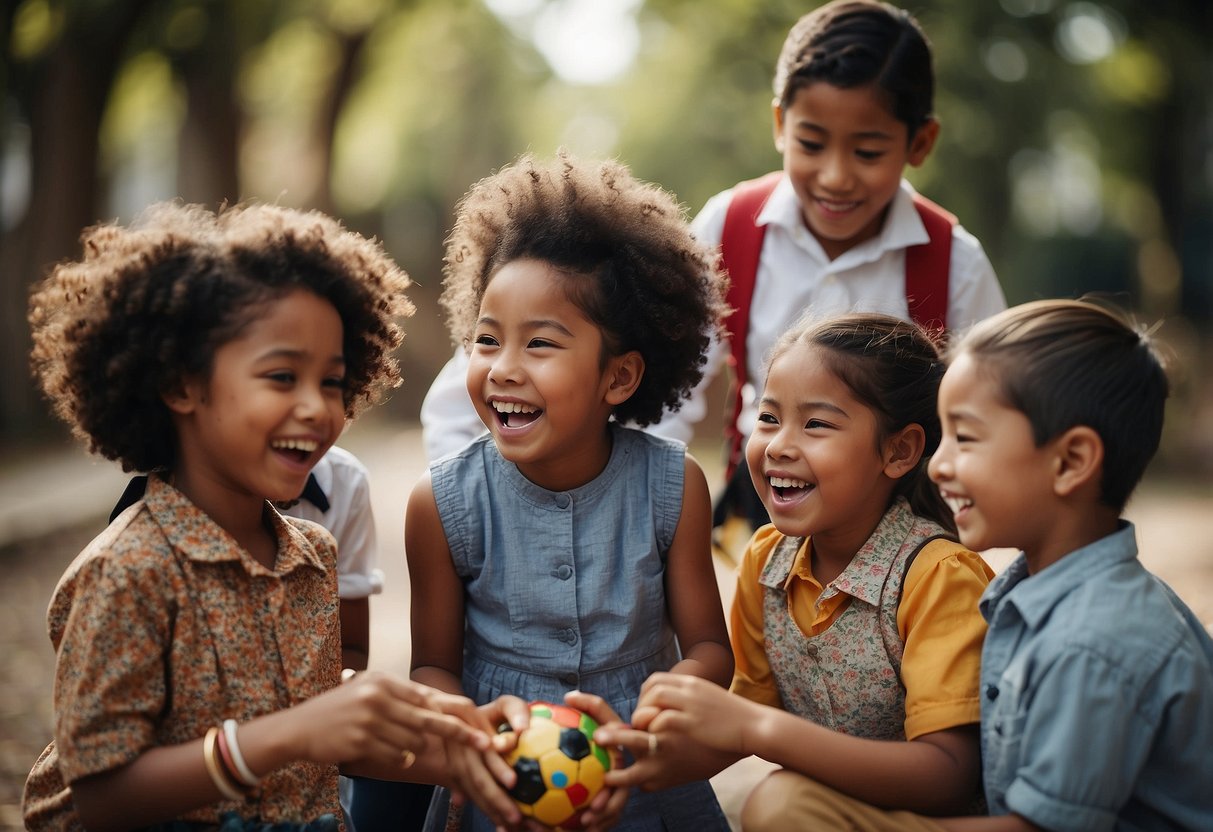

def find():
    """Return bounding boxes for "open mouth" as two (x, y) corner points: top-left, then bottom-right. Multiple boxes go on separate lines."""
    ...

(769, 475), (814, 501)
(814, 196), (861, 215)
(270, 438), (320, 464)
(942, 493), (973, 516)
(492, 400), (541, 429)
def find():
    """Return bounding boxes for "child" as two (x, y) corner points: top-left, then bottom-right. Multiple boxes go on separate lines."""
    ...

(923, 299), (1213, 830)
(601, 313), (994, 828)
(416, 0), (1006, 519)
(22, 202), (502, 831)
(406, 152), (735, 831)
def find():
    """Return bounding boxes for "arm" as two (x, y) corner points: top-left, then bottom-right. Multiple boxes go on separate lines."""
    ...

(662, 454), (733, 686)
(419, 349), (487, 461)
(72, 672), (489, 831)
(339, 598), (370, 671)
(639, 673), (982, 814)
(404, 472), (466, 695)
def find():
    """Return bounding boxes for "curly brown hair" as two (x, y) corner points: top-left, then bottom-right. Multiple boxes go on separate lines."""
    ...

(440, 152), (728, 427)
(29, 201), (414, 473)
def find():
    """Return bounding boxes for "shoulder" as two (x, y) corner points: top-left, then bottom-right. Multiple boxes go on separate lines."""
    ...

(905, 538), (994, 590)
(283, 515), (338, 566)
(689, 186), (738, 246)
(739, 524), (789, 578)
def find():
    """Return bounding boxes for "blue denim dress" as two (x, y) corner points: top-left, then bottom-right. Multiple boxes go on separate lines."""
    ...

(423, 425), (728, 832)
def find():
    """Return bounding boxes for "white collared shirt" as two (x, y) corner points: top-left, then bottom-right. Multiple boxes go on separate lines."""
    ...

(418, 176), (1006, 458)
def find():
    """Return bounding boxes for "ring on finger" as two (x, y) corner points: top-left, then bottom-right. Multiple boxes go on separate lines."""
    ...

(402, 748), (417, 769)
(647, 733), (659, 756)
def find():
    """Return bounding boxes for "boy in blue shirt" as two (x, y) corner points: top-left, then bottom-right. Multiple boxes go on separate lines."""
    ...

(928, 298), (1213, 831)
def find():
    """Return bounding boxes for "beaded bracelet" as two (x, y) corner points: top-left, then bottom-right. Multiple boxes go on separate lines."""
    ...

(203, 727), (245, 801)
(222, 718), (262, 787)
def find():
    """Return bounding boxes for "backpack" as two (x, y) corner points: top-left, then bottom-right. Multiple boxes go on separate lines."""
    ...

(718, 171), (955, 474)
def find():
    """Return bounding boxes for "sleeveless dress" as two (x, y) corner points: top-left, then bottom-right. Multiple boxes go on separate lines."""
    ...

(423, 425), (728, 832)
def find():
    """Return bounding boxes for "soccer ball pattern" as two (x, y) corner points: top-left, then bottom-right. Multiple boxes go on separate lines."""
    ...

(503, 701), (612, 829)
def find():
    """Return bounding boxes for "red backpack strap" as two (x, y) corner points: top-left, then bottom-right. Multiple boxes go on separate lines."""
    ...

(905, 194), (956, 339)
(719, 171), (782, 472)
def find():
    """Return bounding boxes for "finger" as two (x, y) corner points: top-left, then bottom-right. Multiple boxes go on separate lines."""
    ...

(482, 747), (518, 789)
(629, 704), (659, 730)
(563, 690), (621, 725)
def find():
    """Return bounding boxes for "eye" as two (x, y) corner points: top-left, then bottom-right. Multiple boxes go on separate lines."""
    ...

(756, 412), (778, 426)
(322, 375), (346, 390)
(855, 149), (886, 161)
(804, 419), (830, 430)
(473, 334), (499, 347)
(527, 338), (556, 349)
(797, 139), (823, 153)
(267, 371), (295, 384)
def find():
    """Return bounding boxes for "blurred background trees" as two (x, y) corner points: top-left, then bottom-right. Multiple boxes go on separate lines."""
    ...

(2, 0), (1210, 473)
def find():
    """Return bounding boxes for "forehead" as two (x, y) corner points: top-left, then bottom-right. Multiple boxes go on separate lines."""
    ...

(766, 342), (856, 400)
(785, 81), (905, 138)
(940, 353), (1008, 411)
(480, 258), (595, 326)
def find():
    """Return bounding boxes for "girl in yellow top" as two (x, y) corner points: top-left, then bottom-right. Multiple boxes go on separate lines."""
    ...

(602, 313), (993, 829)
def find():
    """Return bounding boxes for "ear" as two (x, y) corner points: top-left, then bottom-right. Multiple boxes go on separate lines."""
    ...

(1051, 425), (1104, 499)
(772, 98), (786, 154)
(161, 376), (204, 415)
(906, 117), (940, 167)
(603, 351), (645, 406)
(882, 423), (927, 479)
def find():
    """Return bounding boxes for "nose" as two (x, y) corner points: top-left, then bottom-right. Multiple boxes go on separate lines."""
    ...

(487, 345), (524, 385)
(818, 149), (853, 193)
(764, 425), (798, 460)
(927, 438), (953, 483)
(295, 380), (331, 425)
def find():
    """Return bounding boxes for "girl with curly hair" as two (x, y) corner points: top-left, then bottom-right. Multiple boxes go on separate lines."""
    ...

(22, 202), (516, 832)
(406, 153), (734, 832)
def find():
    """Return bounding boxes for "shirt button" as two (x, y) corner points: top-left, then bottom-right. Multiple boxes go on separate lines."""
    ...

(555, 494), (570, 509)
(552, 564), (573, 580)
(561, 672), (579, 686)
(985, 684), (999, 700)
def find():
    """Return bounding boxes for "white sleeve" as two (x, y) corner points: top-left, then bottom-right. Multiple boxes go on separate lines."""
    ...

(643, 191), (733, 444)
(947, 226), (1007, 332)
(321, 450), (384, 600)
(420, 348), (487, 462)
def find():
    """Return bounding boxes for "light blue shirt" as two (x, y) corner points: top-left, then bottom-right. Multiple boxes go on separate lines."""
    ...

(979, 522), (1213, 831)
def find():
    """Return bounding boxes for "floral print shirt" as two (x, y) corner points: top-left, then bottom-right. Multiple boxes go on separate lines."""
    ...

(23, 475), (342, 830)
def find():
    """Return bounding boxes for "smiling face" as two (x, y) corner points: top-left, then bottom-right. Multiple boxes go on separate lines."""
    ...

(774, 81), (936, 260)
(929, 352), (1057, 557)
(168, 288), (346, 517)
(746, 342), (900, 554)
(466, 258), (641, 491)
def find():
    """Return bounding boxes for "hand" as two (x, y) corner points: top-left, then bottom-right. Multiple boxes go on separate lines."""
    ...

(287, 671), (489, 769)
(635, 672), (759, 756)
(561, 691), (629, 832)
(445, 695), (533, 830)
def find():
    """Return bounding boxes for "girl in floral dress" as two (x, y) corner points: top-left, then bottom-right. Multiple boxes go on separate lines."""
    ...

(603, 313), (994, 829)
(22, 202), (514, 831)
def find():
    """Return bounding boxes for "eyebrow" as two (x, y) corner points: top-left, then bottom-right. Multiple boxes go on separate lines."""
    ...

(760, 397), (849, 418)
(795, 120), (896, 142)
(476, 316), (575, 337)
(256, 348), (345, 365)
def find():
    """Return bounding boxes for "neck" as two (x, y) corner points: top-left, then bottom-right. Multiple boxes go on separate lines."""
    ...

(170, 468), (277, 568)
(1023, 503), (1121, 575)
(515, 423), (614, 493)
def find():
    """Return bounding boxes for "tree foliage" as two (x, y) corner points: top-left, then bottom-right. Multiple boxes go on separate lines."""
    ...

(2, 0), (1210, 468)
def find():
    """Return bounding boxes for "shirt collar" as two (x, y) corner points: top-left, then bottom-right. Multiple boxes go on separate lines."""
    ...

(144, 474), (329, 576)
(759, 176), (928, 269)
(980, 521), (1139, 628)
(785, 497), (919, 606)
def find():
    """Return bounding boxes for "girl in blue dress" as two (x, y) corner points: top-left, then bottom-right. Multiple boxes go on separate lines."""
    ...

(406, 152), (735, 832)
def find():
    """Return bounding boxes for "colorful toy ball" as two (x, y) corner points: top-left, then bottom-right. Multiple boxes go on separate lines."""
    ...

(501, 701), (612, 829)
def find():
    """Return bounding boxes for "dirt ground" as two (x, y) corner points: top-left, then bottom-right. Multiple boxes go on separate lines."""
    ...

(2, 422), (1211, 829)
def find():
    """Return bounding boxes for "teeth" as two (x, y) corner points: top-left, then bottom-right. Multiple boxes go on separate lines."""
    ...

(492, 401), (538, 414)
(770, 476), (809, 489)
(943, 495), (972, 514)
(272, 439), (319, 453)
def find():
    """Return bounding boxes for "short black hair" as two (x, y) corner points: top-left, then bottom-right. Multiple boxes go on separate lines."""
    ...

(774, 0), (935, 137)
(951, 299), (1169, 511)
